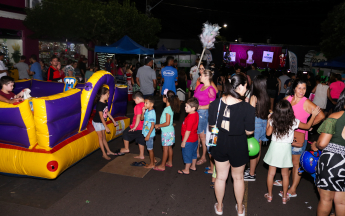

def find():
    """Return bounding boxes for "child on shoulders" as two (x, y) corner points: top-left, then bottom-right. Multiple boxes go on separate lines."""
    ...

(178, 97), (199, 175)
(140, 96), (156, 168)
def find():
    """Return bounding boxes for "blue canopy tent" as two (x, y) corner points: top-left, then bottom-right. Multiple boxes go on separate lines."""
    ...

(312, 54), (345, 69)
(94, 35), (154, 63)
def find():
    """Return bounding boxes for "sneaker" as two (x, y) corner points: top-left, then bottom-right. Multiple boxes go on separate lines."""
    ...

(244, 174), (256, 181)
(244, 168), (250, 175)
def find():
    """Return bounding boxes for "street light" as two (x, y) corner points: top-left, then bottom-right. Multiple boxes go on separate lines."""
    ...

(223, 24), (227, 28)
(235, 39), (238, 42)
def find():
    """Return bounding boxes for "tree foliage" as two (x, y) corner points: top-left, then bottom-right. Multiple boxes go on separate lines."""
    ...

(320, 2), (345, 59)
(23, 0), (161, 49)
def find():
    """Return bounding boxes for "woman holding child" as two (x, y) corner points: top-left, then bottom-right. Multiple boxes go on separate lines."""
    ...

(210, 74), (255, 216)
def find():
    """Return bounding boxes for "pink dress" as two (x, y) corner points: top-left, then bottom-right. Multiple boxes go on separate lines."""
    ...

(287, 96), (310, 140)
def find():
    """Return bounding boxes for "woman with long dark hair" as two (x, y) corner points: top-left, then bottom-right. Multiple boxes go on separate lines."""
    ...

(244, 75), (270, 181)
(315, 89), (345, 215)
(274, 79), (325, 197)
(210, 74), (255, 216)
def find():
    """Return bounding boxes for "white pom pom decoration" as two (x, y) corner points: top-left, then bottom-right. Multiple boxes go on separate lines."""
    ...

(199, 22), (221, 49)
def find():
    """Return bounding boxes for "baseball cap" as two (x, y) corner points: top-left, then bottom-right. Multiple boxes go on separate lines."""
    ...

(145, 56), (154, 65)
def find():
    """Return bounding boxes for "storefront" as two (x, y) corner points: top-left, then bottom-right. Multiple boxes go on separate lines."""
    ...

(38, 41), (88, 66)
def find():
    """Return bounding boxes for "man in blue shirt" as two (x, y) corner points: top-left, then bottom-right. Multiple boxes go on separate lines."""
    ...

(29, 54), (43, 80)
(161, 56), (178, 95)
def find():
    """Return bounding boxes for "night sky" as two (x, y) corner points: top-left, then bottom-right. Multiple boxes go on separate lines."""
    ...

(129, 0), (343, 45)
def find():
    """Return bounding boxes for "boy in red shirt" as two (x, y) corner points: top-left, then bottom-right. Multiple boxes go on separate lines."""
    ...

(120, 91), (145, 159)
(178, 97), (199, 175)
(0, 76), (23, 103)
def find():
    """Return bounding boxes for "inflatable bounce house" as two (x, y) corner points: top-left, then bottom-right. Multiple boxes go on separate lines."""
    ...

(0, 71), (129, 179)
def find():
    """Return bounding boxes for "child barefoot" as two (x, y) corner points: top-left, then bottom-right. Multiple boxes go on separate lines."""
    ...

(154, 89), (180, 171)
(178, 97), (199, 175)
(93, 87), (119, 160)
(263, 100), (320, 204)
(120, 91), (145, 159)
(140, 96), (156, 168)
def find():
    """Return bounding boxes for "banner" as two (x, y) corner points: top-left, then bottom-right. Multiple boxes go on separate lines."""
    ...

(262, 51), (274, 63)
(177, 55), (197, 67)
(230, 52), (236, 62)
(288, 51), (298, 74)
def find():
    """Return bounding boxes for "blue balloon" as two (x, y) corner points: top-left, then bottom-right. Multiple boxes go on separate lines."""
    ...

(299, 150), (322, 174)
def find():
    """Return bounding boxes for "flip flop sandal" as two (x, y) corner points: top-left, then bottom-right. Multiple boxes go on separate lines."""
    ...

(131, 161), (146, 167)
(153, 167), (165, 171)
(205, 167), (211, 171)
(279, 191), (297, 198)
(204, 170), (213, 175)
(177, 170), (189, 175)
(264, 193), (272, 202)
(273, 180), (282, 186)
(190, 169), (197, 171)
(117, 149), (130, 154)
(165, 164), (173, 167)
(210, 182), (215, 189)
(196, 159), (206, 166)
(282, 196), (290, 204)
(114, 149), (125, 156)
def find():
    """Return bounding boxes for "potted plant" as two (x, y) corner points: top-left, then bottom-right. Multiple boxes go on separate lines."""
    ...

(11, 43), (21, 63)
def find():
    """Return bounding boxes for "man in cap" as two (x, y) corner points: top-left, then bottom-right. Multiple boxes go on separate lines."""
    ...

(136, 57), (156, 98)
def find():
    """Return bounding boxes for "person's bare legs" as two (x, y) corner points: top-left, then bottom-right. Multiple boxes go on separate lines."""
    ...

(317, 189), (334, 216)
(334, 191), (345, 216)
(102, 131), (115, 155)
(287, 154), (301, 195)
(270, 98), (274, 111)
(134, 144), (145, 159)
(232, 164), (246, 214)
(120, 140), (130, 153)
(267, 166), (276, 198)
(190, 158), (197, 170)
(96, 131), (110, 160)
(145, 149), (155, 168)
(205, 153), (214, 174)
(197, 132), (207, 165)
(155, 146), (168, 170)
(166, 146), (173, 167)
(281, 168), (289, 200)
(249, 140), (262, 176)
(214, 160), (231, 212)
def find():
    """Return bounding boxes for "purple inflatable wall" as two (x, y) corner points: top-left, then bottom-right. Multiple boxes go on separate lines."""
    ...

(13, 80), (31, 94)
(0, 107), (30, 148)
(111, 87), (128, 117)
(46, 91), (82, 148)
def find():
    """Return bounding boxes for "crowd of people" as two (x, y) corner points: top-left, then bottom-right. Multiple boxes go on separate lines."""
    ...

(1, 51), (345, 215)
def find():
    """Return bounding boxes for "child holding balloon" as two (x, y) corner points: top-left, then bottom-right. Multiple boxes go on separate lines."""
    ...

(263, 100), (320, 204)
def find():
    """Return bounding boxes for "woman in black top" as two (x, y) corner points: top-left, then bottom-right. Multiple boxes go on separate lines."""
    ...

(209, 74), (255, 216)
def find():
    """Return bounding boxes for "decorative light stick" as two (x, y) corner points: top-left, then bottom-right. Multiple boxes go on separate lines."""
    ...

(198, 22), (221, 68)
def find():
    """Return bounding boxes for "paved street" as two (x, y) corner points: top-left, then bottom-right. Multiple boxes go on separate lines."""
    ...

(0, 97), (319, 216)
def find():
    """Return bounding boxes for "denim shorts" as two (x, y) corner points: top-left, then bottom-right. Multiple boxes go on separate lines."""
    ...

(146, 137), (154, 150)
(197, 109), (209, 134)
(182, 141), (198, 164)
(292, 139), (307, 155)
(254, 117), (268, 142)
(92, 121), (105, 131)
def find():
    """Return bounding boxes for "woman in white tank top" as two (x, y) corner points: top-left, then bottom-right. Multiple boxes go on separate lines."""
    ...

(311, 76), (329, 110)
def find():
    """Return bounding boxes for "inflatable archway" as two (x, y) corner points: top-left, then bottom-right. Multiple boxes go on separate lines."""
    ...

(0, 71), (129, 179)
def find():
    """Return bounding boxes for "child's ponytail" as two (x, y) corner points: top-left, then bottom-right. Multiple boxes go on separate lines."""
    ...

(166, 90), (180, 113)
